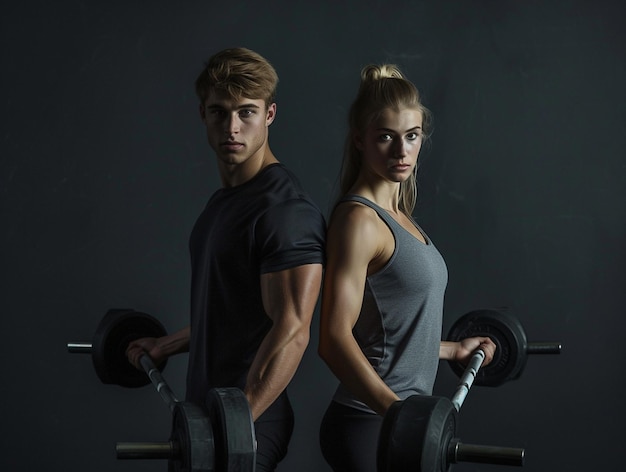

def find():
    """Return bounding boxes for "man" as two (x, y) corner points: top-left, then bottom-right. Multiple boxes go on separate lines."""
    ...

(126, 47), (325, 471)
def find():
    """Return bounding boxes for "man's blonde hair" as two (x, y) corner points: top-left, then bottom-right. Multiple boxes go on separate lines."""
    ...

(195, 47), (279, 106)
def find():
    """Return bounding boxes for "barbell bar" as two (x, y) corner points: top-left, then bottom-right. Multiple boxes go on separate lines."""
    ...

(447, 309), (562, 387)
(450, 348), (484, 411)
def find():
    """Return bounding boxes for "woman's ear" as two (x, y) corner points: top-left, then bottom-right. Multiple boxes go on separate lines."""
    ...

(353, 132), (364, 151)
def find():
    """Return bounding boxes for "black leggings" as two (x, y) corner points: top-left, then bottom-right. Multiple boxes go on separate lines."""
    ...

(319, 401), (383, 472)
(254, 393), (295, 472)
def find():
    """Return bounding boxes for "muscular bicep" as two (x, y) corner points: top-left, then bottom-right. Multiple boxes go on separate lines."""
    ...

(260, 263), (323, 329)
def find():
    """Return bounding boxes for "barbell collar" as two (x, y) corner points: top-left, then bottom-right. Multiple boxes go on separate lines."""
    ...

(451, 349), (484, 411)
(527, 342), (562, 354)
(116, 441), (176, 460)
(139, 354), (179, 412)
(449, 440), (525, 467)
(67, 342), (93, 353)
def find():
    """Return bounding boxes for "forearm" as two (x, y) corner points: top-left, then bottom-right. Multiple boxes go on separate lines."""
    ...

(248, 263), (322, 420)
(440, 338), (496, 366)
(244, 324), (310, 421)
(439, 341), (459, 361)
(157, 326), (191, 356)
(127, 326), (190, 369)
(319, 334), (399, 416)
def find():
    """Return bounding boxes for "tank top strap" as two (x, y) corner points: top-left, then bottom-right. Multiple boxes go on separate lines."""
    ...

(339, 194), (399, 229)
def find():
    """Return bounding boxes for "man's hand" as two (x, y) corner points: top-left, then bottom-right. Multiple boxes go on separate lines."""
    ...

(125, 326), (191, 370)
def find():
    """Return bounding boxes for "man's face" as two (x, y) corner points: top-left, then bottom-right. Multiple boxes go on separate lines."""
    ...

(200, 90), (276, 169)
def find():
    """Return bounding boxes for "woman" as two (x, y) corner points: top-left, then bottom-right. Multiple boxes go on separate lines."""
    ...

(318, 64), (496, 471)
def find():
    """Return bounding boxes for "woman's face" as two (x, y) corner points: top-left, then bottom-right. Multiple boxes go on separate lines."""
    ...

(356, 107), (423, 184)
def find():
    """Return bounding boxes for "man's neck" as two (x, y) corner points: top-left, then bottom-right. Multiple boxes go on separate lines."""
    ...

(219, 148), (279, 188)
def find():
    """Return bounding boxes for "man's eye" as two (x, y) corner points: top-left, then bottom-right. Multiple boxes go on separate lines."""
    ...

(240, 109), (255, 117)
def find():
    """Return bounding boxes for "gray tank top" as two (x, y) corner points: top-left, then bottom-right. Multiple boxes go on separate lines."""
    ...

(332, 195), (448, 413)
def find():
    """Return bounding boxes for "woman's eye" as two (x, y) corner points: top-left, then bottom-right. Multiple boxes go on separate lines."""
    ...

(379, 134), (393, 141)
(407, 132), (420, 140)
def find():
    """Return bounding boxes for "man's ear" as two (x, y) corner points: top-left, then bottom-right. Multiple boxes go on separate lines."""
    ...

(266, 103), (277, 126)
(199, 103), (206, 121)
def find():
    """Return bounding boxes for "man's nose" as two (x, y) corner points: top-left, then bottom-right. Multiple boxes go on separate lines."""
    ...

(225, 114), (240, 134)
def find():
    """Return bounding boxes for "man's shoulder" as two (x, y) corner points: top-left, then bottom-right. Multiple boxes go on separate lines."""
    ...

(260, 163), (303, 188)
(256, 166), (326, 233)
(258, 164), (318, 205)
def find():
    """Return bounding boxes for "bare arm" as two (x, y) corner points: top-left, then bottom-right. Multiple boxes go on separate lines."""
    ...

(126, 326), (190, 370)
(244, 263), (323, 421)
(318, 204), (400, 416)
(439, 338), (496, 366)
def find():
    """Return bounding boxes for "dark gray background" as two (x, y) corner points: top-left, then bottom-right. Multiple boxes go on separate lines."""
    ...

(2, 1), (624, 470)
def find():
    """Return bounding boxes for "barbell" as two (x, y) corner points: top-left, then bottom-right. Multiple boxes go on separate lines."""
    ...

(67, 308), (169, 388)
(67, 309), (256, 472)
(447, 309), (562, 387)
(116, 388), (255, 472)
(377, 349), (525, 472)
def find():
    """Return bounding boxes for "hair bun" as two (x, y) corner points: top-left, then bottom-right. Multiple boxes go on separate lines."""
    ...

(360, 64), (404, 84)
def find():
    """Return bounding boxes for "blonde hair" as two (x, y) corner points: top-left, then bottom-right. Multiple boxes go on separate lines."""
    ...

(195, 47), (279, 106)
(340, 64), (432, 215)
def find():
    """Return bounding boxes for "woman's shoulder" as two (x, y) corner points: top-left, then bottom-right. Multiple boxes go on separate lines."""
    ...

(327, 198), (392, 270)
(328, 199), (383, 244)
(333, 199), (379, 224)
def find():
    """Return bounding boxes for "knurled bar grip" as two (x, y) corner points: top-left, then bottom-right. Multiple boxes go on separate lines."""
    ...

(450, 349), (485, 412)
(139, 354), (178, 412)
(449, 441), (525, 466)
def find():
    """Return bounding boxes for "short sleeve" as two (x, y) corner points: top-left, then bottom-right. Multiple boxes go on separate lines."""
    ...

(255, 198), (326, 274)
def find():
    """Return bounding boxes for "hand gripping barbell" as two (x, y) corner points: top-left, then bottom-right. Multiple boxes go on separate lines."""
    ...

(447, 309), (562, 386)
(67, 309), (256, 472)
(377, 349), (525, 472)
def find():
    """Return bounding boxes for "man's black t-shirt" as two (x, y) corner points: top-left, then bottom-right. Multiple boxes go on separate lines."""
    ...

(185, 163), (325, 416)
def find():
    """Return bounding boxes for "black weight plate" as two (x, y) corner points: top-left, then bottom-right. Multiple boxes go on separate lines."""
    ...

(170, 402), (215, 472)
(206, 388), (256, 472)
(92, 309), (168, 388)
(378, 395), (457, 472)
(447, 309), (528, 387)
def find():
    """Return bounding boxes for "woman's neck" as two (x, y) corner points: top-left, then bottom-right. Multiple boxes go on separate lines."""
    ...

(349, 177), (401, 214)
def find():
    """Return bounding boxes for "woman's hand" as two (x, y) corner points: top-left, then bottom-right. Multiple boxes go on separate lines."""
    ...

(454, 336), (497, 367)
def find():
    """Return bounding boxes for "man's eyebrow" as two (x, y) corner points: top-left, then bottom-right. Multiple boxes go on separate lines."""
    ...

(206, 103), (262, 110)
(238, 102), (262, 109)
